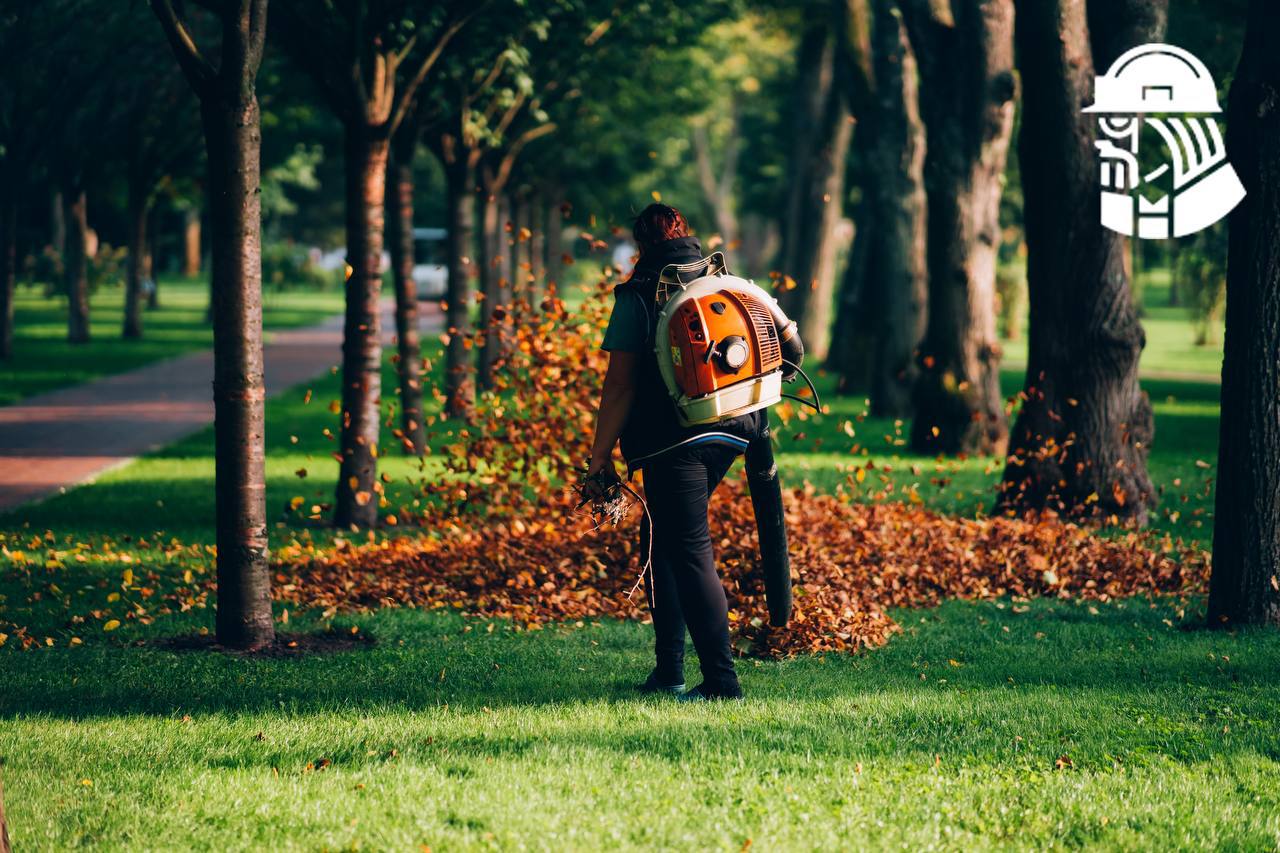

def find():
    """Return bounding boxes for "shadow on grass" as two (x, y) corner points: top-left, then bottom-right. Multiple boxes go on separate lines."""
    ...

(2, 600), (1277, 727)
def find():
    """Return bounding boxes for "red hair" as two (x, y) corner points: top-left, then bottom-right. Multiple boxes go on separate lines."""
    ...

(632, 203), (689, 251)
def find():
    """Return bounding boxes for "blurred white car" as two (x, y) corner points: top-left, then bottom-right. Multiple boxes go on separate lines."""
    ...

(311, 227), (449, 300)
(411, 227), (448, 299)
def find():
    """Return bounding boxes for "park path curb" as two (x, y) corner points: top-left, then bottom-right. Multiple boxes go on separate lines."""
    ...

(0, 300), (441, 515)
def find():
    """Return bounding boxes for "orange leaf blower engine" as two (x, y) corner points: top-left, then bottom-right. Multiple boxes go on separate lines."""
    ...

(654, 252), (812, 427)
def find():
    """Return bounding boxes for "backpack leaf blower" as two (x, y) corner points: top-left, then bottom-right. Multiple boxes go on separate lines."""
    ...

(652, 252), (815, 627)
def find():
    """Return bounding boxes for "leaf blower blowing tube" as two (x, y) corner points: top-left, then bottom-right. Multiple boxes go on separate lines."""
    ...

(746, 430), (792, 627)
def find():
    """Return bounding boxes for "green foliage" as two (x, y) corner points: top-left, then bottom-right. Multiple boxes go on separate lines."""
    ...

(87, 244), (128, 293)
(261, 242), (337, 292)
(1173, 224), (1227, 347)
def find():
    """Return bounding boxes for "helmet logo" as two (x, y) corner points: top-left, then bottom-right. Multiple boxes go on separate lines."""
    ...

(1084, 43), (1245, 239)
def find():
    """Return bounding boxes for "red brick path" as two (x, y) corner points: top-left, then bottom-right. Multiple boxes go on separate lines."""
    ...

(0, 301), (441, 514)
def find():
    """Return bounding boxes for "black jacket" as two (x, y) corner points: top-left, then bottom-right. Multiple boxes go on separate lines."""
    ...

(614, 236), (765, 469)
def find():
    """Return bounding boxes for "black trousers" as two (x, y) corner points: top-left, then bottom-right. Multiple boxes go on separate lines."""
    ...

(640, 442), (741, 693)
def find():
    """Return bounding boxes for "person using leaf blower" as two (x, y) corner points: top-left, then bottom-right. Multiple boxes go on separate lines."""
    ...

(584, 203), (815, 701)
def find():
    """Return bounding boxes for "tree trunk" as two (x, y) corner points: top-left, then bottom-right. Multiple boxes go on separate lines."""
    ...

(0, 191), (15, 360)
(997, 0), (1156, 522)
(1208, 0), (1280, 627)
(779, 24), (851, 362)
(905, 0), (1016, 456)
(334, 126), (389, 529)
(124, 184), (151, 339)
(512, 190), (531, 303)
(830, 2), (927, 417)
(477, 187), (510, 390)
(0, 767), (9, 853)
(544, 191), (563, 292)
(51, 188), (66, 259)
(443, 160), (475, 418)
(201, 85), (273, 651)
(529, 191), (545, 300)
(183, 205), (202, 278)
(387, 141), (427, 455)
(64, 188), (91, 345)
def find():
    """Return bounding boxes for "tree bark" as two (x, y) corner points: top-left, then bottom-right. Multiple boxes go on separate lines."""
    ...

(529, 190), (545, 300)
(997, 0), (1156, 522)
(1208, 0), (1280, 627)
(183, 205), (202, 278)
(0, 191), (15, 360)
(51, 188), (66, 260)
(201, 91), (273, 650)
(443, 160), (475, 418)
(64, 188), (91, 345)
(0, 767), (9, 853)
(905, 0), (1016, 456)
(544, 191), (563, 292)
(830, 2), (927, 418)
(779, 24), (851, 362)
(512, 189), (531, 302)
(387, 141), (427, 456)
(334, 126), (389, 528)
(151, 0), (273, 651)
(477, 186), (511, 390)
(124, 184), (151, 339)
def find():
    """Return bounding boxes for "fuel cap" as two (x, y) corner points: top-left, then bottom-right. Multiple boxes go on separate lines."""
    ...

(721, 336), (750, 371)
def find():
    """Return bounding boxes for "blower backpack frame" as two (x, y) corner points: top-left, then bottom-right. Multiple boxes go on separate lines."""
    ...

(648, 252), (817, 627)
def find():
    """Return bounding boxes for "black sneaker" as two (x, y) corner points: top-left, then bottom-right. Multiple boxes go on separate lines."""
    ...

(677, 682), (744, 702)
(637, 670), (686, 695)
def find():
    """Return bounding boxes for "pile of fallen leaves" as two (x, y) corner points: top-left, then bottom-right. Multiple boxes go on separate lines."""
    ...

(268, 268), (1208, 657)
(274, 478), (1208, 657)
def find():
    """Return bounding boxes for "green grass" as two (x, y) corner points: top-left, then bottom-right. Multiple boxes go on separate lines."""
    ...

(2, 599), (1278, 849)
(1001, 268), (1225, 380)
(0, 267), (1264, 850)
(0, 278), (345, 406)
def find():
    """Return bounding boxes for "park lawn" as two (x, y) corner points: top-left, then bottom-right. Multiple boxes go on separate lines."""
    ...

(0, 278), (346, 406)
(2, 597), (1279, 849)
(0, 273), (1248, 849)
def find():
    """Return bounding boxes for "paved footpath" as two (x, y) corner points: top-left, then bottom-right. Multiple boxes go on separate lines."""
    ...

(0, 301), (442, 514)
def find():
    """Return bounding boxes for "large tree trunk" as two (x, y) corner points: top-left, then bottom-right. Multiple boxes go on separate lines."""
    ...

(183, 204), (202, 278)
(997, 0), (1157, 522)
(201, 84), (273, 651)
(1208, 0), (1280, 627)
(124, 182), (151, 339)
(830, 2), (927, 417)
(0, 191), (15, 359)
(443, 160), (475, 418)
(387, 139), (427, 455)
(905, 0), (1015, 456)
(779, 24), (851, 362)
(334, 126), (389, 529)
(64, 188), (91, 345)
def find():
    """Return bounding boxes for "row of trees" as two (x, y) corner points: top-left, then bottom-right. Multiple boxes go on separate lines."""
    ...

(138, 0), (746, 648)
(4, 0), (1272, 644)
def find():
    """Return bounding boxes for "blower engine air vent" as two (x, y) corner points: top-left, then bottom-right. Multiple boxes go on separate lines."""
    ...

(736, 292), (782, 371)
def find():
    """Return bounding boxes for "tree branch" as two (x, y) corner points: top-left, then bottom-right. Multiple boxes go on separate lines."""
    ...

(389, 11), (471, 134)
(149, 0), (217, 92)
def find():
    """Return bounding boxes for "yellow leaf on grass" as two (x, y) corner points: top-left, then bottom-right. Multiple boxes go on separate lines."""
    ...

(103, 619), (121, 632)
(122, 568), (133, 587)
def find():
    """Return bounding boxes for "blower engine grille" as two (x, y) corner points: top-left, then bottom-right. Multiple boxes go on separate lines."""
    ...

(737, 292), (782, 371)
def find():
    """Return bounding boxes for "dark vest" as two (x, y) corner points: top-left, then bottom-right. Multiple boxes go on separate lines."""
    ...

(615, 236), (765, 468)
